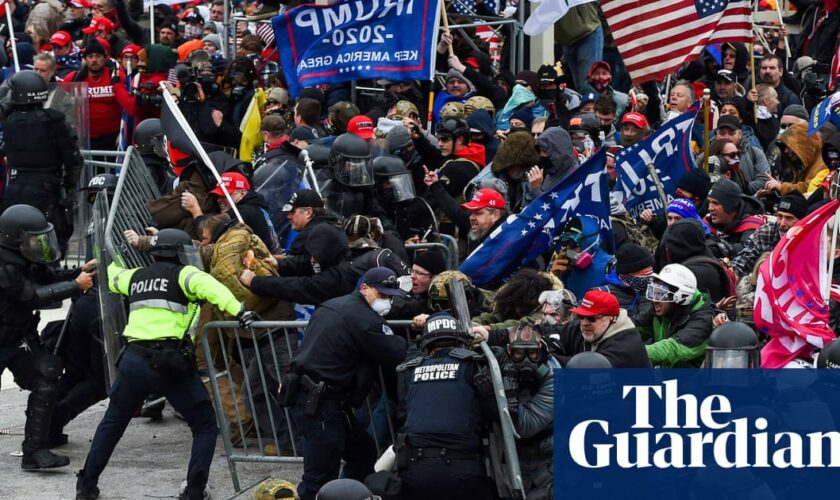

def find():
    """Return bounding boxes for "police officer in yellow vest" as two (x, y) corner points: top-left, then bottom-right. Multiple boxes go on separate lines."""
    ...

(75, 229), (257, 500)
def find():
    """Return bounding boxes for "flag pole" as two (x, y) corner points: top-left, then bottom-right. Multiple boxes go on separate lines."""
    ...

(827, 181), (840, 304)
(646, 162), (669, 211)
(149, 0), (155, 44)
(703, 88), (710, 173)
(440, 1), (454, 57)
(749, 39), (757, 124)
(5, 6), (19, 72)
(158, 81), (244, 224)
(773, 4), (792, 63)
(427, 89), (435, 132)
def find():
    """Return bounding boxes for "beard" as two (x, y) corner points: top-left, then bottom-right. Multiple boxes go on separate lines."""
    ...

(468, 227), (487, 242)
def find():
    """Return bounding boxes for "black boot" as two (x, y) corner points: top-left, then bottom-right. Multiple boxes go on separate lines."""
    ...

(76, 470), (100, 500)
(21, 380), (69, 470)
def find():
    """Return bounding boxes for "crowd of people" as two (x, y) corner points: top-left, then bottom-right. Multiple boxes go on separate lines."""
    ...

(2, 0), (840, 499)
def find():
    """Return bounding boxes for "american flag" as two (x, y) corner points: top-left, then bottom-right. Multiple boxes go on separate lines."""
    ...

(451, 0), (498, 15)
(600, 0), (753, 85)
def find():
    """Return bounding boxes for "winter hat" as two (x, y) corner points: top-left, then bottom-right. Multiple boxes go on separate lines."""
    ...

(386, 126), (412, 153)
(513, 70), (540, 91)
(202, 34), (221, 51)
(782, 104), (809, 121)
(413, 250), (447, 276)
(708, 178), (743, 213)
(445, 69), (475, 92)
(84, 37), (108, 57)
(677, 169), (712, 199)
(777, 191), (809, 220)
(615, 243), (655, 275)
(492, 131), (538, 173)
(667, 198), (702, 221)
(509, 107), (534, 129)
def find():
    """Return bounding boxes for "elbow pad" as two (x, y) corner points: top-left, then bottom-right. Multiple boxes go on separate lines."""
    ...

(35, 280), (81, 305)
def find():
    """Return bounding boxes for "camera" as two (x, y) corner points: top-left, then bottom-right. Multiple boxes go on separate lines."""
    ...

(133, 82), (162, 107)
(802, 62), (831, 101)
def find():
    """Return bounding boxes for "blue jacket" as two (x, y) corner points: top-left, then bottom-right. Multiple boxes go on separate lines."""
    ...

(561, 216), (616, 298)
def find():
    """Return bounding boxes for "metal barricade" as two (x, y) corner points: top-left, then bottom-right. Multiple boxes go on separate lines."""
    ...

(200, 320), (523, 496)
(405, 242), (454, 271)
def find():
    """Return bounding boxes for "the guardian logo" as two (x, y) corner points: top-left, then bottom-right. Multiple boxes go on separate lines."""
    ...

(568, 379), (840, 469)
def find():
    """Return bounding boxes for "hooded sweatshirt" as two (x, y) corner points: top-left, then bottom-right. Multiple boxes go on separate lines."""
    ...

(535, 127), (578, 195)
(777, 122), (829, 195)
(656, 219), (728, 302)
(467, 110), (499, 163)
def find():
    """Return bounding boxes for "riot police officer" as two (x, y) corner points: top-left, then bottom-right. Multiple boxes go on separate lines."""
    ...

(286, 266), (408, 500)
(75, 229), (256, 500)
(0, 70), (84, 254)
(0, 204), (95, 469)
(395, 312), (497, 500)
(317, 133), (390, 222)
(133, 118), (175, 195)
(371, 154), (433, 241)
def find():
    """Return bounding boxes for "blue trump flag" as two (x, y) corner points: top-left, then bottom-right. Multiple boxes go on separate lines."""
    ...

(460, 149), (611, 287)
(272, 0), (441, 97)
(808, 91), (840, 136)
(613, 106), (698, 218)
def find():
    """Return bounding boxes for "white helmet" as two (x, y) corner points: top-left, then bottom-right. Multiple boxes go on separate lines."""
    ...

(646, 264), (697, 306)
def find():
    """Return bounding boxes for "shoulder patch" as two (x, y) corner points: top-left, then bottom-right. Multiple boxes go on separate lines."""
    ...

(382, 324), (394, 336)
(396, 356), (424, 372)
(449, 347), (482, 360)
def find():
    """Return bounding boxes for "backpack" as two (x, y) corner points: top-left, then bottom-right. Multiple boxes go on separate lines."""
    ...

(683, 255), (737, 299)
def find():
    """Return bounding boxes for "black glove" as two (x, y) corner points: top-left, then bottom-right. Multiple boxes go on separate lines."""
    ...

(238, 309), (257, 329)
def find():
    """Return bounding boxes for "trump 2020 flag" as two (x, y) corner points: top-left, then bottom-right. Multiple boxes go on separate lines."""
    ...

(755, 199), (839, 368)
(460, 149), (611, 287)
(612, 105), (698, 218)
(809, 91), (840, 136)
(273, 0), (441, 97)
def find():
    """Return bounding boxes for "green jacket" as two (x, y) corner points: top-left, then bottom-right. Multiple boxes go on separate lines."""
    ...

(108, 261), (241, 342)
(554, 3), (601, 46)
(635, 291), (715, 367)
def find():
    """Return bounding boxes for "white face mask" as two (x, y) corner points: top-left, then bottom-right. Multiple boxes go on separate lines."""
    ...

(371, 297), (392, 317)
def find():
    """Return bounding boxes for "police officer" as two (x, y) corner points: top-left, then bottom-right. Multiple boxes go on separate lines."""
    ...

(75, 228), (256, 500)
(0, 70), (84, 254)
(395, 312), (497, 500)
(133, 118), (175, 195)
(0, 204), (95, 470)
(287, 266), (408, 500)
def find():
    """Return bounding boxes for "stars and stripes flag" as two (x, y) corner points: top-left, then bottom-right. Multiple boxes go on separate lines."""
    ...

(451, 0), (498, 15)
(600, 0), (753, 85)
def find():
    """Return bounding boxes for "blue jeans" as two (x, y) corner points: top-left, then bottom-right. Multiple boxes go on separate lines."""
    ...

(564, 25), (604, 91)
(291, 397), (377, 500)
(78, 348), (218, 500)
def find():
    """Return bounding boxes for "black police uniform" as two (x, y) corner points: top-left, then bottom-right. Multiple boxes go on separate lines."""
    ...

(1, 108), (83, 251)
(288, 291), (407, 500)
(0, 246), (83, 468)
(395, 347), (497, 500)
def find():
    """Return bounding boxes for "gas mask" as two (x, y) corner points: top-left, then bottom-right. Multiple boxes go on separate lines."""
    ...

(371, 298), (392, 317)
(566, 248), (594, 269)
(509, 348), (542, 387)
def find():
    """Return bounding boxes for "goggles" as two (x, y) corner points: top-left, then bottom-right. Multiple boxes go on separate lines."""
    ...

(645, 281), (676, 303)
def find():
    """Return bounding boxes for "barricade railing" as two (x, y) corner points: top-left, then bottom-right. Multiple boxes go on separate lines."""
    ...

(405, 242), (454, 271)
(200, 319), (523, 496)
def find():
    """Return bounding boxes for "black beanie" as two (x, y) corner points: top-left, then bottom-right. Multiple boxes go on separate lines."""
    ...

(413, 250), (447, 276)
(708, 179), (742, 213)
(677, 169), (712, 199)
(615, 243), (655, 274)
(84, 38), (107, 57)
(777, 191), (809, 220)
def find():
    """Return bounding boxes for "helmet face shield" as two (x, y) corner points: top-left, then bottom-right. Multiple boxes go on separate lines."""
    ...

(383, 172), (415, 203)
(177, 244), (204, 270)
(704, 348), (760, 368)
(335, 157), (372, 187)
(645, 281), (676, 303)
(20, 225), (61, 264)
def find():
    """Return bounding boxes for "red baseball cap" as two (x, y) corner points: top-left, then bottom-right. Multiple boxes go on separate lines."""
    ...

(83, 16), (115, 35)
(461, 188), (506, 210)
(570, 290), (620, 317)
(120, 44), (142, 57)
(50, 31), (72, 47)
(70, 0), (91, 8)
(621, 112), (649, 129)
(588, 60), (611, 77)
(210, 172), (251, 196)
(348, 115), (374, 140)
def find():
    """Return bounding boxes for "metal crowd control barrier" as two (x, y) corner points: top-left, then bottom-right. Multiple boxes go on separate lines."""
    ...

(405, 242), (454, 271)
(201, 320), (523, 496)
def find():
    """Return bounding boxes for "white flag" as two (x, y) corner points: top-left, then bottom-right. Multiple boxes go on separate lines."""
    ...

(523, 0), (598, 36)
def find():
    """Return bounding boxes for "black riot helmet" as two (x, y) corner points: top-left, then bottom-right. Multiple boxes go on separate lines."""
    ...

(316, 478), (375, 500)
(134, 118), (167, 159)
(10, 70), (48, 107)
(704, 322), (760, 368)
(566, 351), (612, 368)
(329, 133), (372, 187)
(148, 228), (202, 268)
(0, 204), (61, 264)
(435, 117), (470, 145)
(817, 338), (840, 368)
(420, 312), (469, 353)
(81, 173), (118, 204)
(372, 154), (415, 204)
